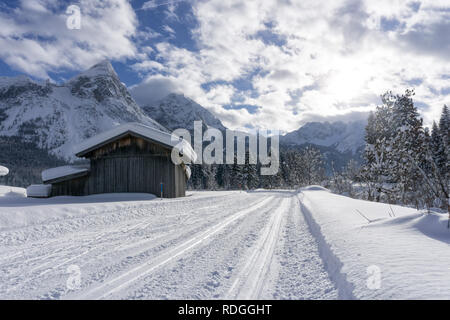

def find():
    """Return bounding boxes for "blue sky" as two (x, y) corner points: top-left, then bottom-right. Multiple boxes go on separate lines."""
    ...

(0, 0), (449, 132)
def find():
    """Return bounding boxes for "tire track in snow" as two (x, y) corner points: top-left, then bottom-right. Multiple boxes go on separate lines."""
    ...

(273, 194), (338, 299)
(123, 196), (282, 299)
(226, 196), (291, 299)
(66, 195), (275, 300)
(0, 192), (235, 246)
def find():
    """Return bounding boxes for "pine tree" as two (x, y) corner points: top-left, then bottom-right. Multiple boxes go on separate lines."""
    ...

(362, 99), (396, 201)
(202, 164), (217, 190)
(189, 164), (203, 189)
(389, 89), (428, 205)
(431, 121), (445, 174)
(300, 146), (324, 186)
(258, 149), (283, 189)
(281, 150), (302, 187)
(229, 155), (245, 190)
(215, 164), (225, 189)
(437, 105), (449, 177)
(242, 151), (258, 189)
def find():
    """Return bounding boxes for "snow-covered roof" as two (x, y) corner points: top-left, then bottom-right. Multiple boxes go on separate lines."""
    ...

(73, 122), (197, 162)
(0, 166), (9, 176)
(26, 184), (52, 198)
(42, 165), (90, 183)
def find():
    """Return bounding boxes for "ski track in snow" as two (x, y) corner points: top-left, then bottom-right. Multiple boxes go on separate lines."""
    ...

(226, 196), (289, 299)
(0, 191), (338, 299)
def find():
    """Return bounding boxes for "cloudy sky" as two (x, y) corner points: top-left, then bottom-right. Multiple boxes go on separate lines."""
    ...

(0, 0), (448, 132)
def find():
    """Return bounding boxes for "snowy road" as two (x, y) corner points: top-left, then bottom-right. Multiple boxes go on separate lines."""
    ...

(0, 190), (337, 299)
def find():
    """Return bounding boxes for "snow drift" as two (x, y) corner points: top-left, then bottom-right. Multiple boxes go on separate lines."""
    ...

(298, 187), (450, 299)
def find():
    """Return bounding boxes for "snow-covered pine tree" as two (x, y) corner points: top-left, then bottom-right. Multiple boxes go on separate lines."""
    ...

(344, 159), (361, 181)
(222, 163), (233, 190)
(362, 90), (429, 204)
(300, 146), (324, 186)
(258, 149), (283, 189)
(214, 164), (225, 189)
(362, 97), (397, 201)
(201, 164), (217, 190)
(242, 151), (258, 190)
(426, 105), (449, 211)
(188, 164), (203, 189)
(430, 121), (446, 175)
(437, 105), (449, 177)
(389, 89), (428, 206)
(229, 154), (245, 190)
(291, 150), (304, 187)
(281, 150), (302, 187)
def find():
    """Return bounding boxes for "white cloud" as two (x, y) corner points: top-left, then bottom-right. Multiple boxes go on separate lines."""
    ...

(141, 1), (158, 10)
(163, 25), (176, 35)
(0, 0), (138, 78)
(130, 74), (183, 105)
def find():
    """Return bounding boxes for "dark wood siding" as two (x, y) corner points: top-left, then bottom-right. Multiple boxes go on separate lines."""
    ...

(50, 135), (187, 198)
(175, 164), (186, 197)
(51, 175), (89, 197)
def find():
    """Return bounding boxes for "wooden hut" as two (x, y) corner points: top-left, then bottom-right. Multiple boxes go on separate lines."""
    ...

(40, 123), (195, 198)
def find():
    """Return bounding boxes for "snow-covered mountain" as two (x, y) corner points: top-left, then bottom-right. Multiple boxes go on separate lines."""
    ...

(0, 60), (166, 161)
(141, 93), (227, 133)
(281, 120), (367, 154)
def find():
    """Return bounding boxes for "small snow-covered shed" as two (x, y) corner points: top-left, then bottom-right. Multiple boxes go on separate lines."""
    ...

(39, 123), (195, 198)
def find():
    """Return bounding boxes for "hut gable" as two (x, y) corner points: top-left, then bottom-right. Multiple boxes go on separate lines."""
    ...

(73, 122), (196, 162)
(84, 135), (172, 159)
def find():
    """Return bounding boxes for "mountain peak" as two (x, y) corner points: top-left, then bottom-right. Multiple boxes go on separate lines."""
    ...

(70, 59), (118, 81)
(281, 119), (367, 154)
(89, 59), (115, 73)
(162, 93), (192, 104)
(142, 93), (227, 132)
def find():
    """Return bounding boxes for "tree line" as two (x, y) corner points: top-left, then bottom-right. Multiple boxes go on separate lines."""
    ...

(187, 146), (326, 190)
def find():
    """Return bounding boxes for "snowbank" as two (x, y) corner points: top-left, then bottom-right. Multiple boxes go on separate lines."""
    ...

(298, 188), (450, 299)
(0, 192), (158, 230)
(0, 186), (26, 198)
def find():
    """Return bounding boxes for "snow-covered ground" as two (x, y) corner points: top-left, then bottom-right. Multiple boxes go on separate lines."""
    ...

(299, 186), (450, 299)
(0, 185), (26, 198)
(0, 186), (448, 299)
